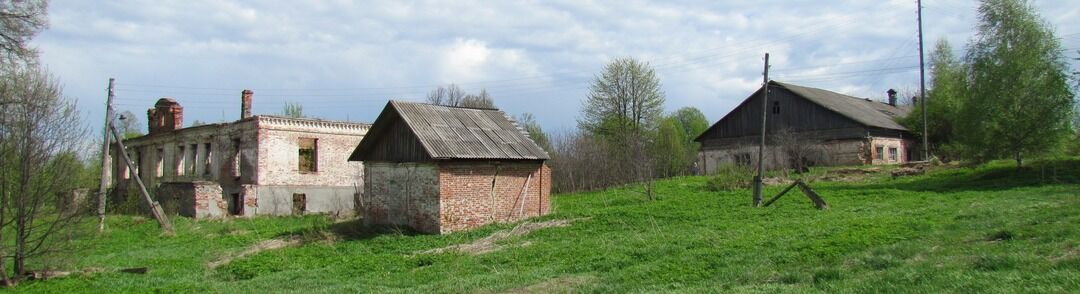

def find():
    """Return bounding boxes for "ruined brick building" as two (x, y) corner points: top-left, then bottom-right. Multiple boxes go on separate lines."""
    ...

(349, 101), (551, 234)
(694, 81), (917, 174)
(110, 90), (369, 218)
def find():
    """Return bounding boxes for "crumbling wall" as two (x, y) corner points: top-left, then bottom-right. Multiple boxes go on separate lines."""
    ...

(156, 181), (226, 218)
(438, 162), (550, 234)
(698, 139), (868, 174)
(362, 162), (440, 233)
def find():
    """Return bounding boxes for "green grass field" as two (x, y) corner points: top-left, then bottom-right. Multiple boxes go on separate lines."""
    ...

(15, 159), (1080, 293)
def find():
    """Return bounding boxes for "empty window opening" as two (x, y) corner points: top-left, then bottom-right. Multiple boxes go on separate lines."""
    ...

(176, 145), (186, 176)
(772, 101), (780, 114)
(188, 143), (198, 175)
(889, 147), (899, 162)
(134, 150), (143, 178)
(155, 147), (164, 178)
(228, 193), (243, 216)
(292, 193), (307, 215)
(298, 138), (318, 173)
(232, 139), (242, 178)
(202, 143), (212, 176)
(875, 145), (885, 161)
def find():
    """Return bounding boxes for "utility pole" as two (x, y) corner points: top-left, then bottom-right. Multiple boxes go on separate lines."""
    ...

(917, 0), (929, 160)
(753, 53), (770, 207)
(96, 78), (115, 232)
(108, 122), (174, 234)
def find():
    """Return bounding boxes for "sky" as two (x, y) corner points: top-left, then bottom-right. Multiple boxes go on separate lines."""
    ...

(34, 0), (1080, 135)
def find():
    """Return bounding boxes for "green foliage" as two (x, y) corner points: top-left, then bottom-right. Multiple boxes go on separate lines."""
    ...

(281, 101), (304, 118)
(902, 39), (967, 161)
(115, 110), (144, 139)
(579, 57), (665, 140)
(704, 164), (753, 191)
(673, 106), (709, 141)
(516, 113), (551, 153)
(17, 158), (1080, 292)
(957, 0), (1075, 165)
(651, 116), (688, 177)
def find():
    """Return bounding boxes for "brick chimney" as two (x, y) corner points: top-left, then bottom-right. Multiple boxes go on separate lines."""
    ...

(887, 89), (898, 106)
(241, 89), (254, 120)
(147, 98), (183, 135)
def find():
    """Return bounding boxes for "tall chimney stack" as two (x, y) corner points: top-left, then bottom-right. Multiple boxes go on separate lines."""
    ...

(241, 89), (253, 120)
(887, 89), (898, 106)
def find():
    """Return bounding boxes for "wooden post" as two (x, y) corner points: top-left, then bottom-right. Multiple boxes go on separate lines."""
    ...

(108, 123), (174, 234)
(762, 180), (828, 210)
(753, 53), (770, 207)
(96, 78), (115, 232)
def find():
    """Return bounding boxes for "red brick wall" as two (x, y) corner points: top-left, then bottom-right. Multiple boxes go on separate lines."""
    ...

(438, 161), (550, 233)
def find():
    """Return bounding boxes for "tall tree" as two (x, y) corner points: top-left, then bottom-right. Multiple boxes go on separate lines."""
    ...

(115, 110), (143, 138)
(0, 0), (48, 64)
(0, 66), (86, 285)
(672, 107), (709, 141)
(426, 83), (466, 107)
(957, 0), (1074, 166)
(579, 57), (665, 141)
(652, 116), (688, 178)
(902, 39), (967, 160)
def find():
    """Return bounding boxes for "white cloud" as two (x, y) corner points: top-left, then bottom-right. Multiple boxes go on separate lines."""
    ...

(31, 0), (1080, 133)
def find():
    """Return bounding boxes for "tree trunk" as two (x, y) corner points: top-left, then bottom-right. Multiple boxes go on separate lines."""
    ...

(1015, 151), (1023, 168)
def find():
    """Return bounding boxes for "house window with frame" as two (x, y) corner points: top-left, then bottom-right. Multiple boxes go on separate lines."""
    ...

(772, 101), (780, 114)
(875, 145), (884, 160)
(298, 138), (318, 173)
(888, 147), (898, 162)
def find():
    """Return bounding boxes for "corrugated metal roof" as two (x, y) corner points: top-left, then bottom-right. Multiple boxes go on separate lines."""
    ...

(773, 81), (911, 131)
(352, 100), (550, 161)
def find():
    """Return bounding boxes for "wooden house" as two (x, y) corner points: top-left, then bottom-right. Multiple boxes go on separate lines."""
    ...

(348, 101), (551, 234)
(694, 81), (917, 174)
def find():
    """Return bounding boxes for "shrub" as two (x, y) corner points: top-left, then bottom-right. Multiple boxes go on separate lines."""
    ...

(705, 164), (753, 191)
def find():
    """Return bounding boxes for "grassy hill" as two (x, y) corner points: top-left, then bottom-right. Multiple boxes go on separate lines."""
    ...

(16, 159), (1080, 293)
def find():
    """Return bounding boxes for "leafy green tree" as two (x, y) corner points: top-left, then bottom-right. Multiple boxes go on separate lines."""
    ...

(282, 101), (304, 118)
(579, 57), (665, 142)
(902, 39), (967, 161)
(115, 110), (144, 139)
(652, 116), (688, 177)
(0, 65), (87, 285)
(957, 0), (1075, 166)
(673, 107), (709, 141)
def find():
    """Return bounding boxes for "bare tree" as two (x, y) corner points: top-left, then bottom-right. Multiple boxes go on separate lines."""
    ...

(427, 84), (496, 109)
(0, 65), (86, 285)
(0, 0), (48, 65)
(772, 128), (827, 176)
(426, 83), (467, 107)
(461, 89), (495, 109)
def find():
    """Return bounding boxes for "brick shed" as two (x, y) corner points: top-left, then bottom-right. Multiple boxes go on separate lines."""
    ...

(349, 101), (551, 234)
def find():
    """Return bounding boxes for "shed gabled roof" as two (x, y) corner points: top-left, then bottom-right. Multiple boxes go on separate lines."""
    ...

(349, 100), (550, 161)
(772, 81), (910, 131)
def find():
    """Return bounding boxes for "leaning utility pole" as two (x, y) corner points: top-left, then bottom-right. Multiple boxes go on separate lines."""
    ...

(96, 78), (115, 232)
(753, 53), (770, 207)
(917, 0), (929, 160)
(108, 122), (174, 234)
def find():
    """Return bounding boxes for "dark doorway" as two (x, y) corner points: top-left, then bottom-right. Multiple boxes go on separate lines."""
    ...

(229, 193), (243, 216)
(292, 193), (306, 215)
